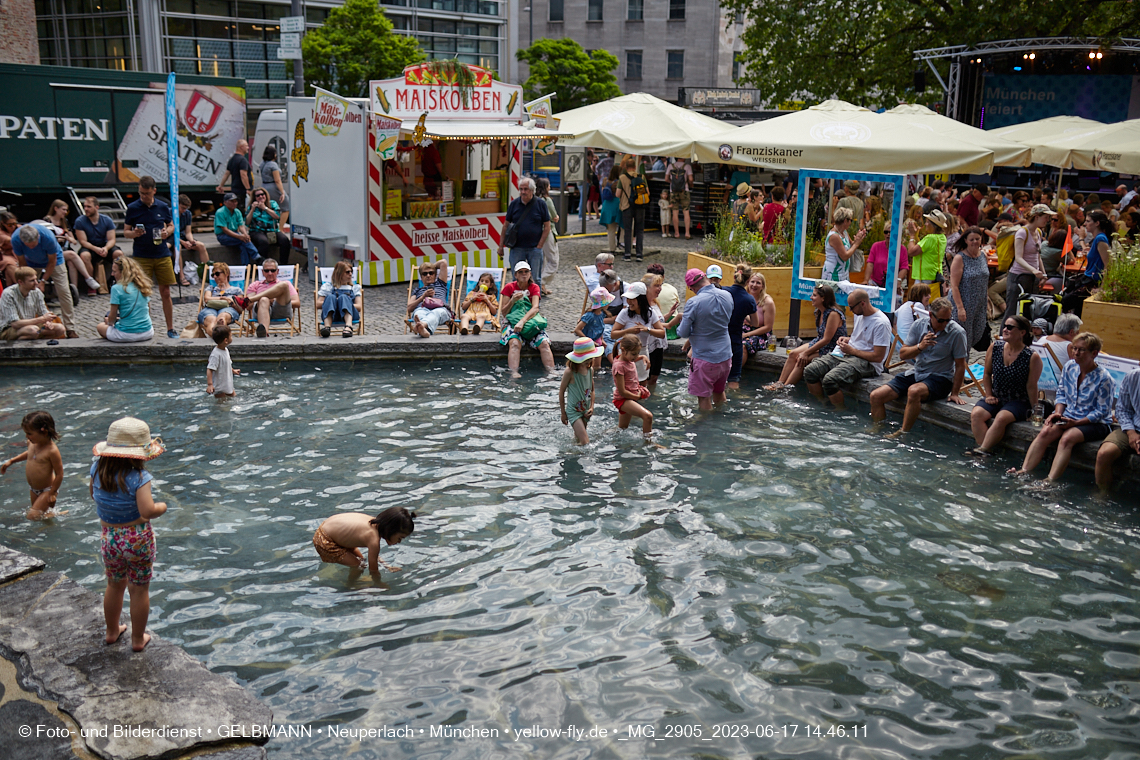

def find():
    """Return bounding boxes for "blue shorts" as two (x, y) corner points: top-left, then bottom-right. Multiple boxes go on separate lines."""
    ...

(198, 306), (241, 325)
(974, 398), (1031, 422)
(885, 372), (953, 402)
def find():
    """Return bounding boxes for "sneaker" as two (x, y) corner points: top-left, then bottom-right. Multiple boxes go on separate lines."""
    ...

(636, 253), (643, 262)
(166, 329), (178, 339)
(256, 324), (267, 338)
(623, 253), (631, 262)
(85, 276), (100, 291)
(87, 288), (100, 297)
(662, 232), (668, 238)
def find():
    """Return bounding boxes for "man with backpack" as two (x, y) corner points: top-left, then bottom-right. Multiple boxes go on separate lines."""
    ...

(667, 158), (693, 240)
(617, 156), (650, 262)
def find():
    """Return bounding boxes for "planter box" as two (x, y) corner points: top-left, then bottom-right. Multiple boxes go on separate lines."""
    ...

(1082, 297), (1140, 360)
(686, 252), (825, 337)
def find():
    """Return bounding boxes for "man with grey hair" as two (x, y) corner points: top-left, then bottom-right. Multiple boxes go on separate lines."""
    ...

(498, 177), (549, 283)
(833, 179), (864, 228)
(803, 288), (892, 409)
(870, 296), (967, 437)
(11, 222), (76, 337)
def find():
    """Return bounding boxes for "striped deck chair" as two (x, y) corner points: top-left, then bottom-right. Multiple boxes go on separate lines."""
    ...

(453, 265), (507, 335)
(313, 262), (364, 336)
(405, 262), (455, 335)
(196, 262), (249, 338)
(240, 263), (302, 337)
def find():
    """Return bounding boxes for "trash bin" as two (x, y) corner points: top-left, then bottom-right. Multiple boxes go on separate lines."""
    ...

(306, 234), (347, 282)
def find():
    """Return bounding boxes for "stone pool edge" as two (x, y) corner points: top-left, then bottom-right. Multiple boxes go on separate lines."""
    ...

(0, 545), (272, 760)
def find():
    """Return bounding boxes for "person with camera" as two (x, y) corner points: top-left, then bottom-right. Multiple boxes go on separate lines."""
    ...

(245, 188), (290, 263)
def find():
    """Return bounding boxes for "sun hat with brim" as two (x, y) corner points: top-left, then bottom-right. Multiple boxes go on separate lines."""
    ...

(567, 336), (605, 363)
(92, 417), (165, 460)
(923, 209), (950, 229)
(1029, 203), (1058, 218)
(588, 286), (615, 310)
(735, 182), (751, 197)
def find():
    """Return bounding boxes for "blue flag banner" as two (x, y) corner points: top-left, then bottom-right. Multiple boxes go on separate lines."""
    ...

(166, 72), (182, 274)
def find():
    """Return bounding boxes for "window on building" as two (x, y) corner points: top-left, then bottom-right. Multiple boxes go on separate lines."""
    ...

(550, 0), (563, 21)
(732, 52), (742, 81)
(587, 0), (602, 21)
(197, 0), (232, 17)
(669, 0), (685, 20)
(627, 0), (642, 20)
(667, 49), (683, 79)
(627, 50), (642, 79)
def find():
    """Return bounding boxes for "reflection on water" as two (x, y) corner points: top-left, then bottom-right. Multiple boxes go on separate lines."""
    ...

(1, 361), (1138, 759)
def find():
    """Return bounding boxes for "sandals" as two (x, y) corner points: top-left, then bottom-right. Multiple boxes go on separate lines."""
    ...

(342, 326), (353, 338)
(965, 447), (994, 458)
(472, 324), (481, 335)
(320, 325), (331, 338)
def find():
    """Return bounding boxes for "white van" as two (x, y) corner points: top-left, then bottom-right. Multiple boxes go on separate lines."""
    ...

(251, 108), (290, 199)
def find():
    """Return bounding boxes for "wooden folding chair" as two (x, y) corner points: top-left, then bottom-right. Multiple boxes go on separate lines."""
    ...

(961, 361), (985, 397)
(405, 262), (455, 334)
(313, 262), (364, 336)
(240, 263), (302, 337)
(577, 264), (600, 313)
(454, 265), (507, 334)
(885, 331), (909, 372)
(197, 262), (249, 337)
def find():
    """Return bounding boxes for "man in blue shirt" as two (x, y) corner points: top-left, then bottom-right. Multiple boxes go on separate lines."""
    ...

(498, 178), (549, 284)
(1095, 367), (1140, 493)
(123, 176), (177, 338)
(74, 196), (122, 293)
(678, 267), (733, 410)
(870, 297), (967, 437)
(11, 222), (76, 337)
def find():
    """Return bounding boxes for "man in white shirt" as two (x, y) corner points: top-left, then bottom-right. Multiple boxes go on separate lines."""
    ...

(803, 288), (892, 409)
(1118, 183), (1137, 211)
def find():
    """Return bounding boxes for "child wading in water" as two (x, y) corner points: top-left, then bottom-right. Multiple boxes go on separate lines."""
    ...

(90, 417), (167, 651)
(313, 506), (415, 581)
(2, 411), (65, 520)
(612, 334), (655, 436)
(459, 272), (499, 335)
(560, 337), (604, 444)
(206, 323), (239, 398)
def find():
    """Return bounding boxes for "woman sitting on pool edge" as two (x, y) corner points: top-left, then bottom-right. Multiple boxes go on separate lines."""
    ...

(966, 314), (1042, 457)
(498, 260), (556, 378)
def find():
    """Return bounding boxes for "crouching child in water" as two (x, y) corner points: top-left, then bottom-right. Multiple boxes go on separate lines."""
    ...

(313, 506), (415, 581)
(1, 411), (66, 520)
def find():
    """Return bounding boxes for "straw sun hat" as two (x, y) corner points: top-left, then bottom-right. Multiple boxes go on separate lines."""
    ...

(923, 209), (950, 229)
(92, 417), (165, 460)
(735, 182), (752, 196)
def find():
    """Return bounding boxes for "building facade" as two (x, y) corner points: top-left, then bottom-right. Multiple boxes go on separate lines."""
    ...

(517, 0), (745, 101)
(32, 0), (512, 113)
(1, 0), (40, 65)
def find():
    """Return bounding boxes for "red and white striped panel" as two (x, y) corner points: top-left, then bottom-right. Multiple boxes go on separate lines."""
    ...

(371, 216), (504, 260)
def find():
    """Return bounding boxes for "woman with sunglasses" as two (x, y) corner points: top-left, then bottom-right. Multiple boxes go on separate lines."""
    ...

(197, 262), (243, 337)
(245, 188), (288, 263)
(966, 314), (1041, 457)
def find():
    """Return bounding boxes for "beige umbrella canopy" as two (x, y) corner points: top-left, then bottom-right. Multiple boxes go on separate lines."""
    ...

(1018, 118), (1140, 174)
(886, 103), (1032, 167)
(987, 115), (1103, 146)
(555, 92), (737, 159)
(693, 100), (995, 174)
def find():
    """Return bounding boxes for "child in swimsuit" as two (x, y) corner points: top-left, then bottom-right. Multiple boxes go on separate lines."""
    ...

(612, 335), (654, 437)
(313, 506), (416, 581)
(560, 337), (605, 445)
(2, 411), (66, 520)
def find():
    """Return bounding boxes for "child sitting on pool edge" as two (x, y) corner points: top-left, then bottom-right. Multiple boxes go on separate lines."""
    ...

(313, 506), (415, 580)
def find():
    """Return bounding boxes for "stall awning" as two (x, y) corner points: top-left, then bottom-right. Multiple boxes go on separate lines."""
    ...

(398, 119), (574, 140)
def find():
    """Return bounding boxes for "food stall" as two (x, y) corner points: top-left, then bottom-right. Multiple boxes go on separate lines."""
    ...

(287, 64), (567, 285)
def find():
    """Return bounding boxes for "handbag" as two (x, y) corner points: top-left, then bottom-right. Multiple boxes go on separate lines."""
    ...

(205, 299), (229, 310)
(422, 297), (447, 310)
(502, 222), (518, 248)
(266, 231), (278, 245)
(506, 295), (547, 341)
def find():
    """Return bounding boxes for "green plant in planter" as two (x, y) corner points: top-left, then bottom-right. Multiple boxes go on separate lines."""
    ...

(701, 205), (794, 268)
(1094, 235), (1140, 306)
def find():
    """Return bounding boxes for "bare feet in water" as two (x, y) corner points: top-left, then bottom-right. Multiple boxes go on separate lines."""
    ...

(884, 429), (907, 440)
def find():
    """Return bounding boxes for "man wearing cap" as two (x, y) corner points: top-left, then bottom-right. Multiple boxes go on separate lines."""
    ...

(214, 192), (262, 266)
(1004, 203), (1054, 320)
(705, 264), (723, 288)
(678, 268), (734, 410)
(11, 222), (77, 338)
(124, 176), (178, 338)
(906, 208), (949, 297)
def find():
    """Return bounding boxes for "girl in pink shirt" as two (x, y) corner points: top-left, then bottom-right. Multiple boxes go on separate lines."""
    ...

(612, 335), (654, 435)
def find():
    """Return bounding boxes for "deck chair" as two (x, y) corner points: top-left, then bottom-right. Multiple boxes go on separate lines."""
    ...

(885, 331), (909, 372)
(577, 264), (600, 313)
(405, 262), (455, 335)
(313, 262), (364, 336)
(240, 263), (302, 337)
(961, 362), (985, 397)
(188, 262), (249, 338)
(453, 265), (507, 334)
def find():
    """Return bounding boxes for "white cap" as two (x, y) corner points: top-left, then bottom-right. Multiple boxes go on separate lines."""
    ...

(513, 260), (531, 272)
(622, 281), (647, 299)
(706, 264), (723, 279)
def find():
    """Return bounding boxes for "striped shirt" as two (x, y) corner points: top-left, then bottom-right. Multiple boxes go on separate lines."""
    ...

(0, 283), (47, 329)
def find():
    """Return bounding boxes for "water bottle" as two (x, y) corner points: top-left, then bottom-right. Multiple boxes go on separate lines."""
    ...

(1031, 392), (1045, 427)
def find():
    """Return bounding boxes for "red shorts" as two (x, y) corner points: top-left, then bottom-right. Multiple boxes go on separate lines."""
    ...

(614, 397), (627, 411)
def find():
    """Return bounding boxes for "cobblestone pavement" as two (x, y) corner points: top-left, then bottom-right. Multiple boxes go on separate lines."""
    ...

(63, 226), (701, 338)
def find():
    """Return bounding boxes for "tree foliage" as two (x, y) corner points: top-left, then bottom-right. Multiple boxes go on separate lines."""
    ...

(516, 38), (622, 112)
(722, 0), (1140, 110)
(300, 0), (424, 98)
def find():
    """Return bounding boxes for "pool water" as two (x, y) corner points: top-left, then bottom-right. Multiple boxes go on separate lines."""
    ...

(1, 361), (1138, 759)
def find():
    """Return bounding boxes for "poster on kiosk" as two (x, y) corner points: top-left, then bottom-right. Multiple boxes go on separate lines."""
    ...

(288, 64), (552, 286)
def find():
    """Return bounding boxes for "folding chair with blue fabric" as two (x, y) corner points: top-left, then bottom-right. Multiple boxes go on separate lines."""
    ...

(314, 262), (364, 337)
(192, 262), (248, 338)
(240, 263), (302, 337)
(405, 261), (454, 335)
(453, 265), (507, 335)
(576, 264), (600, 313)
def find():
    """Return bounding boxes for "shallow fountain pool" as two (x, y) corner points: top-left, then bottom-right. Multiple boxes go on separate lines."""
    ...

(1, 360), (1137, 759)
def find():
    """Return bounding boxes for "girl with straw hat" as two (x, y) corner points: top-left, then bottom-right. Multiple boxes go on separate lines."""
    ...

(90, 417), (166, 652)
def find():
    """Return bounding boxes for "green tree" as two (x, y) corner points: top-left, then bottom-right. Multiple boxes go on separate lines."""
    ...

(516, 38), (622, 112)
(299, 0), (424, 97)
(723, 0), (1140, 110)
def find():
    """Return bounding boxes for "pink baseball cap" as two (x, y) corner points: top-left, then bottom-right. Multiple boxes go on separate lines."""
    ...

(684, 268), (705, 288)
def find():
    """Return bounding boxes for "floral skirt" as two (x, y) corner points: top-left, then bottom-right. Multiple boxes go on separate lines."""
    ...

(744, 332), (773, 356)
